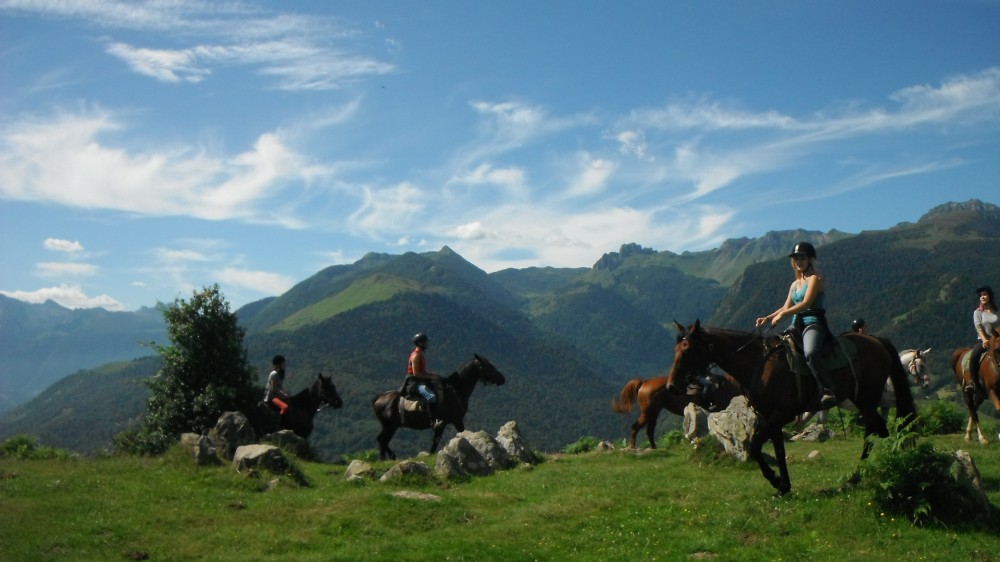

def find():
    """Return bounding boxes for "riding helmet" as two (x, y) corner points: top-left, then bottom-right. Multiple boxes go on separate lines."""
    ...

(851, 318), (865, 331)
(272, 354), (286, 366)
(788, 241), (817, 259)
(413, 332), (429, 345)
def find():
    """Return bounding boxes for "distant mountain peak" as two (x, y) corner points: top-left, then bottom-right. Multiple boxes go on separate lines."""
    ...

(921, 199), (999, 221)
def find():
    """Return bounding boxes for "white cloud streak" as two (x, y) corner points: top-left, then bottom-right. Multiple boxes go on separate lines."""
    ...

(0, 283), (125, 310)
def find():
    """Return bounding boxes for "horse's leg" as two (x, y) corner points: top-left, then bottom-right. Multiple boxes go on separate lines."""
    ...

(858, 404), (889, 459)
(377, 423), (398, 460)
(770, 431), (792, 496)
(644, 408), (661, 449)
(748, 422), (784, 494)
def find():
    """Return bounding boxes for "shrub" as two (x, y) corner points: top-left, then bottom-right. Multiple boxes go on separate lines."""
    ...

(857, 419), (966, 526)
(658, 429), (687, 448)
(912, 400), (965, 435)
(562, 436), (600, 454)
(0, 436), (76, 460)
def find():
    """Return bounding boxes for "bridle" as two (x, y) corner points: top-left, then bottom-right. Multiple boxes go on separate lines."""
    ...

(904, 350), (931, 388)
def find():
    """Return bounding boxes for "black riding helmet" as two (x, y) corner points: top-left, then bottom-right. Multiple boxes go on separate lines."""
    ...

(851, 318), (865, 331)
(413, 332), (429, 346)
(788, 241), (817, 259)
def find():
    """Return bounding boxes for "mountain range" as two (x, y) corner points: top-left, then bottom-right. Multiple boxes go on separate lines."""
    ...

(1, 199), (998, 459)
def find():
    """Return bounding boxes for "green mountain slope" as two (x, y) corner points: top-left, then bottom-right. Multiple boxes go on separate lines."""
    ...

(0, 297), (167, 415)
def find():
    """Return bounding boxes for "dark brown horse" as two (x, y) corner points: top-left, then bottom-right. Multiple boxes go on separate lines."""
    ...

(665, 321), (916, 496)
(262, 373), (343, 439)
(950, 336), (1000, 445)
(611, 374), (743, 448)
(372, 354), (506, 460)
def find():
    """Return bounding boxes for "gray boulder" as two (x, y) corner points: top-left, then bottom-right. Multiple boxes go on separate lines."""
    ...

(435, 435), (493, 480)
(791, 424), (833, 442)
(457, 430), (515, 471)
(345, 460), (376, 482)
(233, 444), (289, 475)
(495, 421), (535, 464)
(683, 402), (710, 441)
(706, 395), (758, 461)
(263, 430), (311, 459)
(179, 433), (219, 465)
(380, 460), (432, 482)
(209, 411), (256, 461)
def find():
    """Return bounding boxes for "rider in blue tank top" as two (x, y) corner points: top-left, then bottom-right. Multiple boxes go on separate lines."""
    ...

(756, 242), (839, 408)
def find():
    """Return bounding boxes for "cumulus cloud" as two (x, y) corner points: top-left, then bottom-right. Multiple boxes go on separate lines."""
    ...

(0, 284), (125, 311)
(0, 110), (321, 223)
(44, 238), (84, 253)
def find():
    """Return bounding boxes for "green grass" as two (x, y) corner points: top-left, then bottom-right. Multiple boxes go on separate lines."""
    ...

(1, 434), (998, 561)
(275, 274), (436, 331)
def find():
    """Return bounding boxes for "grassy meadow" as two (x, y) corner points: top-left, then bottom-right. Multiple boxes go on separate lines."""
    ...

(1, 432), (998, 562)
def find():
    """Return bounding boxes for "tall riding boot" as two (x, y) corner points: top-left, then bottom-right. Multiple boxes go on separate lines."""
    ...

(807, 353), (837, 408)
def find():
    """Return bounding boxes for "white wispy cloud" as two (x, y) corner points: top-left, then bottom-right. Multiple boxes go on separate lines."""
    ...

(214, 266), (295, 296)
(35, 262), (97, 277)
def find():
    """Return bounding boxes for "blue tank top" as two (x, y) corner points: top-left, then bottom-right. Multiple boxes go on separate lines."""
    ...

(791, 280), (825, 326)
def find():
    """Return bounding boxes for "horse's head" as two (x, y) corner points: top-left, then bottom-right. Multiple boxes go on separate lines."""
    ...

(665, 320), (713, 395)
(903, 348), (932, 389)
(472, 353), (506, 386)
(314, 373), (344, 409)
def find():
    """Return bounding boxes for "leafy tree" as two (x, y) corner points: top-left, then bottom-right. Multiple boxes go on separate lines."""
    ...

(117, 285), (255, 455)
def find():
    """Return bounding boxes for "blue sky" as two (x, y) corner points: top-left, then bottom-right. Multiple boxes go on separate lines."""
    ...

(1, 1), (999, 312)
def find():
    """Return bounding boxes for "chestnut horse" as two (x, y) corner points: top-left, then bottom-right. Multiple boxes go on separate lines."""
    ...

(950, 336), (1000, 445)
(611, 374), (742, 448)
(372, 354), (506, 460)
(666, 321), (916, 496)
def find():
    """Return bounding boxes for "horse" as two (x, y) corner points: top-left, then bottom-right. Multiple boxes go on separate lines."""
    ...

(611, 373), (743, 449)
(261, 373), (344, 439)
(372, 354), (506, 460)
(665, 320), (916, 496)
(950, 336), (1000, 445)
(796, 346), (931, 427)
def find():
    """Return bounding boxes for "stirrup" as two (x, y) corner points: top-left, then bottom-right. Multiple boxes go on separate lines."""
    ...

(819, 392), (837, 409)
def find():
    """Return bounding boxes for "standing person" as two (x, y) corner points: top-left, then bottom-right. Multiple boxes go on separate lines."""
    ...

(755, 241), (839, 408)
(408, 333), (446, 427)
(264, 354), (290, 415)
(967, 285), (999, 392)
(851, 318), (868, 335)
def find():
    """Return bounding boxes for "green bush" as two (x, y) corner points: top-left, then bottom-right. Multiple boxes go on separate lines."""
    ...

(658, 429), (687, 448)
(0, 436), (76, 460)
(912, 400), (965, 435)
(562, 435), (600, 454)
(857, 420), (967, 527)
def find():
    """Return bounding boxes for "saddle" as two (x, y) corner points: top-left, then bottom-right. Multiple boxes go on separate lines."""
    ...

(779, 332), (857, 403)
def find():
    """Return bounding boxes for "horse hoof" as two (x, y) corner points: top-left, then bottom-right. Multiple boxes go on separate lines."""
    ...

(773, 488), (791, 498)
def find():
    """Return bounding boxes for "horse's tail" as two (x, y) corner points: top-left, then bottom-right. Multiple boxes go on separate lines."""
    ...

(880, 337), (916, 423)
(611, 379), (643, 414)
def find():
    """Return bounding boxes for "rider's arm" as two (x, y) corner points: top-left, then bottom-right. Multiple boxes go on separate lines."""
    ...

(757, 283), (796, 327)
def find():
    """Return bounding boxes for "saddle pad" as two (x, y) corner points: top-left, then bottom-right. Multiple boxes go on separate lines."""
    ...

(401, 397), (425, 412)
(820, 335), (856, 371)
(961, 349), (974, 373)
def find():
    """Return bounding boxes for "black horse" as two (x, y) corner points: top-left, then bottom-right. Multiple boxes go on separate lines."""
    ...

(372, 354), (506, 460)
(262, 373), (343, 439)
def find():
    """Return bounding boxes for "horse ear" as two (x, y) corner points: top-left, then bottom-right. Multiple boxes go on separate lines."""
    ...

(694, 319), (701, 332)
(923, 348), (932, 355)
(673, 320), (685, 332)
